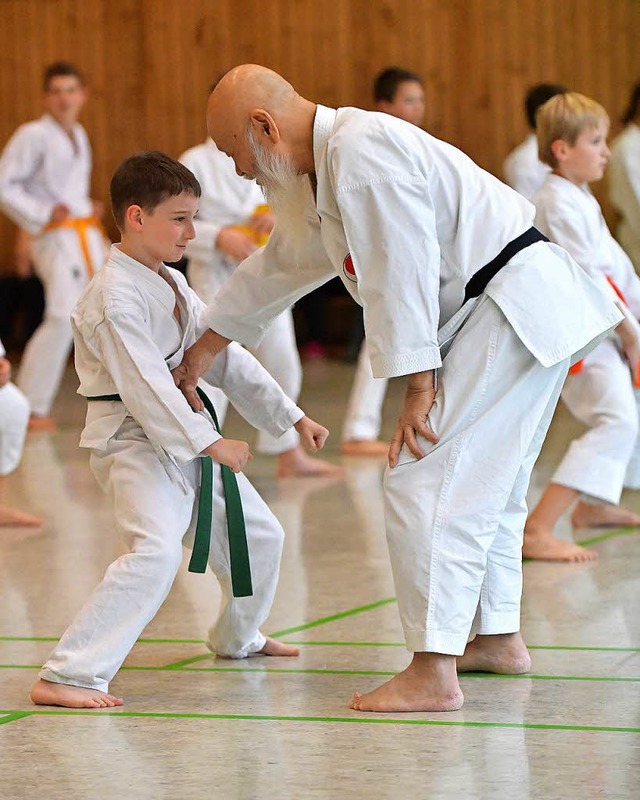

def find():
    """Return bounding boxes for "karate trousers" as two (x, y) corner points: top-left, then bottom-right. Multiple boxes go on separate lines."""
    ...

(384, 296), (569, 655)
(189, 261), (302, 455)
(552, 338), (639, 504)
(0, 381), (30, 475)
(39, 418), (284, 692)
(341, 341), (388, 442)
(17, 225), (108, 416)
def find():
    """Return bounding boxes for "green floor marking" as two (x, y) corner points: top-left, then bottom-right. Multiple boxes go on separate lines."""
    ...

(162, 654), (213, 670)
(0, 636), (205, 644)
(578, 528), (640, 547)
(0, 711), (31, 726)
(0, 708), (638, 733)
(268, 597), (397, 639)
(3, 663), (639, 683)
(279, 641), (640, 653)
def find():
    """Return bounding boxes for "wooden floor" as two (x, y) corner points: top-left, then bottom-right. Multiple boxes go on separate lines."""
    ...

(1, 361), (639, 799)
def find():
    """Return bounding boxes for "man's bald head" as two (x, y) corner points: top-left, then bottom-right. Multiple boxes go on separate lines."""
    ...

(206, 64), (317, 177)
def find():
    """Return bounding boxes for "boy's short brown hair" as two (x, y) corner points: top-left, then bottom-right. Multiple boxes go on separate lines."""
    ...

(43, 61), (85, 91)
(537, 92), (609, 168)
(110, 151), (201, 231)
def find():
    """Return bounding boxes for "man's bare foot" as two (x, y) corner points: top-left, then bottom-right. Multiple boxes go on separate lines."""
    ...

(0, 505), (43, 527)
(258, 637), (300, 657)
(457, 632), (531, 674)
(523, 523), (598, 562)
(341, 439), (389, 457)
(277, 446), (343, 478)
(571, 501), (640, 529)
(30, 678), (123, 708)
(349, 652), (463, 713)
(27, 415), (57, 433)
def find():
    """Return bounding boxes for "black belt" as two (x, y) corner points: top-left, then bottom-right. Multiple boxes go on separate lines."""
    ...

(463, 226), (549, 304)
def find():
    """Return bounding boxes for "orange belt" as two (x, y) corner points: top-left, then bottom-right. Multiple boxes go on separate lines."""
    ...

(43, 216), (104, 277)
(570, 276), (640, 385)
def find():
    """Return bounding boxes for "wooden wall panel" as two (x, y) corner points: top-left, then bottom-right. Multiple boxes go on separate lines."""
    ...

(0, 0), (638, 271)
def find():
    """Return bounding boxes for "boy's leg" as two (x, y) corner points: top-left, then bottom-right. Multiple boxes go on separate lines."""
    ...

(624, 385), (640, 489)
(351, 297), (568, 712)
(16, 232), (87, 418)
(203, 468), (296, 657)
(32, 428), (196, 705)
(341, 341), (389, 456)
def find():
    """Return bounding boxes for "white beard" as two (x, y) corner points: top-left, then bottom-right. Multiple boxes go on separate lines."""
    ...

(246, 126), (311, 257)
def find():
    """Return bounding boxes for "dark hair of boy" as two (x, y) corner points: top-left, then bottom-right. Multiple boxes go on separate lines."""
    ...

(43, 61), (86, 91)
(110, 151), (201, 231)
(622, 83), (640, 125)
(373, 67), (423, 104)
(525, 83), (566, 129)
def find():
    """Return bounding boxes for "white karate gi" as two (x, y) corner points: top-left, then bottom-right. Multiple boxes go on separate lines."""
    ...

(0, 338), (30, 476)
(179, 139), (301, 455)
(341, 340), (388, 442)
(201, 106), (621, 654)
(39, 245), (304, 693)
(503, 133), (551, 201)
(0, 115), (109, 416)
(609, 123), (640, 272)
(534, 174), (640, 498)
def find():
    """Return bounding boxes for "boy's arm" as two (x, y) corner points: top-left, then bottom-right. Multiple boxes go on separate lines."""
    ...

(92, 305), (220, 463)
(202, 342), (304, 438)
(0, 127), (55, 233)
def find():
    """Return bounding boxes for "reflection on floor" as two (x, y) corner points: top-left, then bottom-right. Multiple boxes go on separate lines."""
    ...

(2, 363), (639, 800)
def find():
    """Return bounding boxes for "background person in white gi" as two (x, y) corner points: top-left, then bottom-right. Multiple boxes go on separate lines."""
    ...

(0, 338), (42, 527)
(179, 130), (339, 477)
(524, 93), (640, 563)
(174, 66), (620, 713)
(609, 83), (640, 272)
(342, 67), (426, 457)
(0, 62), (109, 431)
(503, 83), (566, 201)
(30, 152), (327, 709)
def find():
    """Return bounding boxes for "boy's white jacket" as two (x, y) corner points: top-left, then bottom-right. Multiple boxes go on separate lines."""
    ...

(534, 174), (640, 320)
(72, 245), (304, 464)
(202, 105), (621, 377)
(0, 114), (95, 234)
(503, 132), (550, 201)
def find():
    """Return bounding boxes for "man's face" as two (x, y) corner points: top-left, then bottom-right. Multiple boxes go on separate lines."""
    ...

(377, 80), (425, 126)
(557, 123), (610, 184)
(44, 76), (87, 124)
(136, 192), (198, 264)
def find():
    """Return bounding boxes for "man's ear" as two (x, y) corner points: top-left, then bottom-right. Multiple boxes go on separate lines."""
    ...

(125, 204), (144, 230)
(249, 109), (281, 144)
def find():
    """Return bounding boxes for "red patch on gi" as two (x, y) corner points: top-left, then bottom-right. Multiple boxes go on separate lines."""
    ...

(343, 253), (357, 282)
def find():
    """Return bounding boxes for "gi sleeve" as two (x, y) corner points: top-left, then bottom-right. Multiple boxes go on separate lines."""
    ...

(92, 305), (220, 463)
(202, 342), (304, 437)
(0, 126), (54, 233)
(612, 147), (640, 236)
(202, 225), (336, 348)
(335, 177), (442, 378)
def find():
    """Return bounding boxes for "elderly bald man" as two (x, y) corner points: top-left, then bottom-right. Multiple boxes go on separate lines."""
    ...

(174, 65), (621, 713)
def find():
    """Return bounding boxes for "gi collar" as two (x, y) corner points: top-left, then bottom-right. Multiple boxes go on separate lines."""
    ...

(312, 105), (338, 173)
(109, 244), (177, 312)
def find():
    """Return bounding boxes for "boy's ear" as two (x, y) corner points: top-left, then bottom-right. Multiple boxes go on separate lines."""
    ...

(249, 109), (280, 145)
(125, 204), (144, 230)
(551, 138), (569, 164)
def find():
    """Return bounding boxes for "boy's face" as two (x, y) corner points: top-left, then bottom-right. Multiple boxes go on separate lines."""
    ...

(44, 76), (87, 126)
(377, 80), (425, 126)
(555, 122), (610, 184)
(134, 192), (198, 264)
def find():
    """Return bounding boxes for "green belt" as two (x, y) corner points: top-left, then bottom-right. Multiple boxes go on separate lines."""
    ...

(86, 388), (253, 597)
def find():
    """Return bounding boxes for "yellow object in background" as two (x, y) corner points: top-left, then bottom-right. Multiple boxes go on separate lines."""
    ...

(231, 204), (271, 247)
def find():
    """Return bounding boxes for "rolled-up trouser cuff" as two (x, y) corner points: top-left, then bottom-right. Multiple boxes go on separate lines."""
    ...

(206, 631), (266, 659)
(470, 611), (520, 638)
(403, 629), (470, 657)
(38, 667), (108, 694)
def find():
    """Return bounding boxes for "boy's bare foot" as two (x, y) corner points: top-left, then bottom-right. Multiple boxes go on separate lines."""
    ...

(457, 632), (531, 674)
(341, 439), (389, 457)
(0, 506), (43, 527)
(349, 653), (463, 713)
(523, 522), (598, 562)
(27, 415), (57, 433)
(30, 678), (123, 708)
(277, 446), (343, 478)
(570, 501), (640, 529)
(258, 637), (300, 657)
